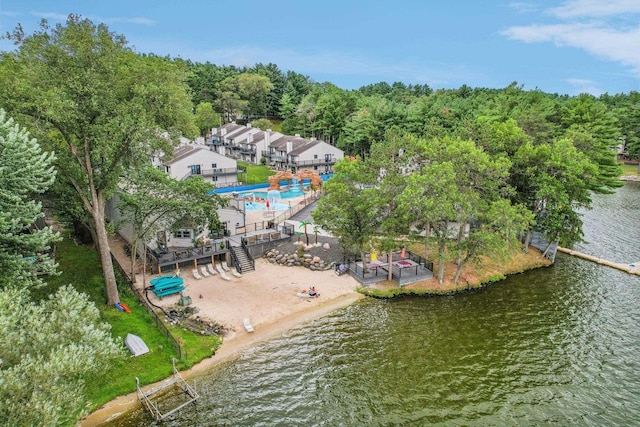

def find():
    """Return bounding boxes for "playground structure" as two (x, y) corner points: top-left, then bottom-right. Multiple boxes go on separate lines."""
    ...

(267, 169), (323, 192)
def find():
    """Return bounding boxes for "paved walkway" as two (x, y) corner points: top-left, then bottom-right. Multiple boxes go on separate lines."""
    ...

(285, 200), (333, 237)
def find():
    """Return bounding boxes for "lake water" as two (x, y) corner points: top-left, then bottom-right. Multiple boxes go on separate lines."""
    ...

(108, 182), (640, 426)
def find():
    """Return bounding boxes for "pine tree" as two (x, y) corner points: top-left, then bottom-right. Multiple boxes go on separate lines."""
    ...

(0, 110), (123, 426)
(0, 109), (57, 289)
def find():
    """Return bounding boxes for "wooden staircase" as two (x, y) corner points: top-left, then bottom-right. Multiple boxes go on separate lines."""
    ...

(230, 244), (254, 273)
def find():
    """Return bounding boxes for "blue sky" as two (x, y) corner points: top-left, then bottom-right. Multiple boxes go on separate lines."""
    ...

(1, 0), (638, 96)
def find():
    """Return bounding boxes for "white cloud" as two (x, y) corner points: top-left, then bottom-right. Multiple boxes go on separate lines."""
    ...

(0, 10), (21, 18)
(132, 40), (478, 89)
(502, 1), (640, 78)
(565, 77), (603, 96)
(507, 2), (542, 14)
(103, 17), (156, 26)
(547, 0), (640, 19)
(503, 23), (640, 76)
(32, 12), (68, 21)
(30, 11), (156, 26)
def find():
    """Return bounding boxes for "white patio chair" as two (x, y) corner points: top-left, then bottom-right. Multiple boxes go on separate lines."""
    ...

(243, 318), (254, 333)
(216, 264), (232, 281)
(221, 261), (231, 272)
(200, 266), (210, 277)
(207, 264), (217, 276)
(192, 269), (202, 280)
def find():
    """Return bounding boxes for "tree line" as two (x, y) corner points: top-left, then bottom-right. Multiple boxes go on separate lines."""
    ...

(183, 65), (639, 163)
(0, 14), (636, 424)
(1, 15), (635, 304)
(313, 126), (602, 285)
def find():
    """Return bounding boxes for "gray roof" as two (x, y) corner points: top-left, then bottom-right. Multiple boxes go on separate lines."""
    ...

(269, 135), (310, 150)
(215, 123), (335, 155)
(226, 127), (254, 140)
(164, 145), (210, 165)
(289, 139), (322, 155)
(245, 131), (264, 145)
(211, 123), (242, 137)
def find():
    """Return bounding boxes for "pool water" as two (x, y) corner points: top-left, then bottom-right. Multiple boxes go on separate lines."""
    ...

(244, 201), (290, 212)
(242, 188), (307, 199)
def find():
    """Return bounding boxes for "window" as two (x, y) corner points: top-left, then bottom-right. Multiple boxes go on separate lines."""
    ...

(212, 176), (218, 182)
(190, 165), (201, 175)
(211, 163), (217, 169)
(314, 154), (318, 159)
(174, 229), (192, 239)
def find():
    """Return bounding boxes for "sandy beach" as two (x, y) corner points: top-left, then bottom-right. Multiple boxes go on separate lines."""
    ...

(81, 256), (363, 426)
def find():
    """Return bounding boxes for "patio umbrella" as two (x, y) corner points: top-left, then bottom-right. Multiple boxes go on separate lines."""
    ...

(401, 247), (406, 258)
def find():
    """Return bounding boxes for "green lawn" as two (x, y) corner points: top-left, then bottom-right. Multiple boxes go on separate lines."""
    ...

(621, 162), (639, 176)
(238, 161), (276, 185)
(41, 238), (221, 411)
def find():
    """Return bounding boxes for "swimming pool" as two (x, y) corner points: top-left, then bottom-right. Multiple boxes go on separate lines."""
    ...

(244, 201), (290, 212)
(241, 189), (307, 199)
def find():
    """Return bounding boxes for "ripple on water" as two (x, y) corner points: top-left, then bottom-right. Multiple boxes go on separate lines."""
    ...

(108, 185), (640, 426)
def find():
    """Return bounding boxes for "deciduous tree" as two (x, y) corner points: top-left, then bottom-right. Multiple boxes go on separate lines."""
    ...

(512, 138), (597, 252)
(0, 16), (197, 304)
(312, 158), (380, 265)
(399, 161), (460, 283)
(194, 102), (220, 136)
(117, 167), (227, 283)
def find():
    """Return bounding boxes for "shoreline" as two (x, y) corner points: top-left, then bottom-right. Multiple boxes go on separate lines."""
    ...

(81, 244), (551, 426)
(80, 291), (364, 426)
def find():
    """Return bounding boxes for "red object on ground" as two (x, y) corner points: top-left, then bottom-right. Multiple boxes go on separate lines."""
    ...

(119, 302), (132, 313)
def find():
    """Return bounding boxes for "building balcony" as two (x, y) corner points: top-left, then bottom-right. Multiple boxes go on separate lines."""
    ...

(181, 167), (244, 180)
(290, 158), (337, 167)
(202, 167), (241, 177)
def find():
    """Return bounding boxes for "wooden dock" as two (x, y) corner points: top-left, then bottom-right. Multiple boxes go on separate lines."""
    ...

(136, 359), (199, 422)
(557, 247), (640, 277)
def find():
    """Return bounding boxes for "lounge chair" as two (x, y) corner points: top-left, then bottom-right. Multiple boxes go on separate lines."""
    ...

(216, 265), (232, 281)
(243, 318), (254, 333)
(206, 264), (217, 276)
(231, 267), (242, 278)
(192, 269), (202, 280)
(221, 261), (231, 272)
(200, 266), (210, 277)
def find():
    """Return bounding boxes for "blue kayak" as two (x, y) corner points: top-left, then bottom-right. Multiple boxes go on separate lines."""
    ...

(150, 275), (184, 291)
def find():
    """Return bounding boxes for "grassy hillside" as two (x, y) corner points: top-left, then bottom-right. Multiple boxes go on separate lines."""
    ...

(40, 238), (221, 411)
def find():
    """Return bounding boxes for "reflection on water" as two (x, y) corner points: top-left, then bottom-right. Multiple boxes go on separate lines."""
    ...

(108, 183), (640, 426)
(576, 181), (640, 262)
